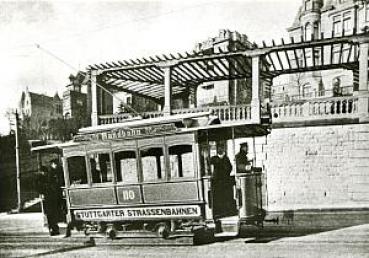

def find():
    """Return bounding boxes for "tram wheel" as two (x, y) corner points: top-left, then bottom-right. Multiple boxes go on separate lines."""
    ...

(156, 223), (170, 239)
(106, 226), (117, 239)
(84, 227), (91, 236)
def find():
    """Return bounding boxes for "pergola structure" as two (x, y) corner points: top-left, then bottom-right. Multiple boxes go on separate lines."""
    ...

(87, 32), (369, 126)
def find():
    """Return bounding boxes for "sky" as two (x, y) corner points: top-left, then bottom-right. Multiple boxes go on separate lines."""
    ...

(0, 0), (301, 135)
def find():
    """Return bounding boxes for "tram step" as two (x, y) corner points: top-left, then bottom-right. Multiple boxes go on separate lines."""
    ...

(215, 216), (239, 237)
(214, 231), (239, 237)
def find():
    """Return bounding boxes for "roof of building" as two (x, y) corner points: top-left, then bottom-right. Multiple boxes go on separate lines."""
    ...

(322, 0), (334, 11)
(28, 92), (61, 106)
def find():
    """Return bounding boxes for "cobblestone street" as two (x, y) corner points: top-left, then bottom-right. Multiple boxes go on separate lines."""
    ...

(0, 213), (368, 258)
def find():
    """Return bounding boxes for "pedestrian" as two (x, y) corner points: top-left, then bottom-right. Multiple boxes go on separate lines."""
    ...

(210, 144), (236, 218)
(36, 165), (60, 236)
(235, 142), (252, 174)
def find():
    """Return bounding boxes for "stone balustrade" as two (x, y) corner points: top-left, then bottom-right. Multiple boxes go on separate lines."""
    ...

(98, 95), (368, 126)
(271, 95), (361, 123)
(98, 105), (251, 125)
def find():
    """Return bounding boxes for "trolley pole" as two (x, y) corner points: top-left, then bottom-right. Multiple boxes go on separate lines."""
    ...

(15, 110), (21, 212)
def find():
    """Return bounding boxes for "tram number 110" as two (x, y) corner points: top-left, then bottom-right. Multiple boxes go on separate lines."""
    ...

(122, 190), (136, 201)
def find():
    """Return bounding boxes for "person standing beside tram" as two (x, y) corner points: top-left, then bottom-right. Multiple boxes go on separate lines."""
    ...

(36, 163), (61, 236)
(235, 142), (252, 174)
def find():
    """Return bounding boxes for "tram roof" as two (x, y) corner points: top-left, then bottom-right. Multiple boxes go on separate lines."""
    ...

(78, 111), (215, 134)
(31, 141), (79, 153)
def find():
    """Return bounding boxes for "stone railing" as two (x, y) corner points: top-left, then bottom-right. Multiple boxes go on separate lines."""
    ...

(271, 96), (360, 123)
(98, 104), (251, 125)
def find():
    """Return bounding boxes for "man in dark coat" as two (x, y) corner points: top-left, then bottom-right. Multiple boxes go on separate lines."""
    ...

(49, 159), (66, 222)
(235, 142), (252, 174)
(210, 145), (236, 218)
(36, 165), (60, 236)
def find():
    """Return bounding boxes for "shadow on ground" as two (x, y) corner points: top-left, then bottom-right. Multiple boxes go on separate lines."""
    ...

(239, 224), (365, 244)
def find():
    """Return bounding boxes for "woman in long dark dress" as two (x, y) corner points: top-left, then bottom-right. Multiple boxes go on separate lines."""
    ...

(210, 145), (236, 218)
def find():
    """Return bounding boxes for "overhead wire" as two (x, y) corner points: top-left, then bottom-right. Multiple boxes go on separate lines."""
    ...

(22, 1), (219, 117)
(35, 44), (141, 116)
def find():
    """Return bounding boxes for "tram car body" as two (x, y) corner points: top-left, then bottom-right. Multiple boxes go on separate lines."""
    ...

(33, 112), (269, 239)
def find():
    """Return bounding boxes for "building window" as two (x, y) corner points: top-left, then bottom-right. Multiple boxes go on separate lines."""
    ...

(202, 84), (214, 90)
(301, 83), (312, 98)
(342, 12), (351, 35)
(313, 22), (319, 39)
(305, 0), (311, 11)
(333, 15), (342, 36)
(305, 22), (312, 40)
(126, 96), (132, 105)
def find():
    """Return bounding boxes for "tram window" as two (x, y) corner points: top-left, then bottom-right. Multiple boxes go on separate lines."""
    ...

(140, 147), (165, 181)
(67, 156), (87, 185)
(115, 151), (138, 183)
(89, 153), (113, 183)
(169, 145), (195, 178)
(199, 145), (211, 176)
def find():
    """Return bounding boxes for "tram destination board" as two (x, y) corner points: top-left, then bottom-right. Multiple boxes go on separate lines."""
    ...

(74, 123), (178, 142)
(73, 205), (201, 221)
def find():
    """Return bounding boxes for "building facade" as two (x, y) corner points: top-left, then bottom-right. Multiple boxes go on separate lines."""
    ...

(63, 72), (88, 126)
(194, 29), (271, 107)
(19, 87), (63, 139)
(274, 0), (369, 101)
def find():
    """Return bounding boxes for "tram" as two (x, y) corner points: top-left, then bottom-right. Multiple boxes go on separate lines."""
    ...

(32, 112), (269, 241)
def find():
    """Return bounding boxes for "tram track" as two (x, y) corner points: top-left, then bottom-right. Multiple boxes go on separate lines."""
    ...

(0, 234), (195, 247)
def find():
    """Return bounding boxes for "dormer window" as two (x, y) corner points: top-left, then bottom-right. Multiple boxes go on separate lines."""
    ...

(305, 0), (311, 11)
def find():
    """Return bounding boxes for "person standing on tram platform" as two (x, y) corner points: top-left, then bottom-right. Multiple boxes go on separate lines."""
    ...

(210, 144), (236, 218)
(235, 142), (252, 174)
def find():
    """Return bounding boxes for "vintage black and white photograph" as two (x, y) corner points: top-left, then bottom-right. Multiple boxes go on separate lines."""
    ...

(0, 0), (369, 257)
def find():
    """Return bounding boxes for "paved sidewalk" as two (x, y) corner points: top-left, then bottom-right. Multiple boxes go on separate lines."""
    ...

(0, 212), (48, 235)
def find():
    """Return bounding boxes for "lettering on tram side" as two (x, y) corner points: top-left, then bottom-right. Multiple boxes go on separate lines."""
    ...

(73, 205), (201, 221)
(74, 123), (177, 142)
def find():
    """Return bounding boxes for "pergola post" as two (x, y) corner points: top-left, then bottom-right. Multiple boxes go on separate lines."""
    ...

(90, 70), (99, 126)
(162, 66), (172, 116)
(251, 55), (261, 123)
(358, 41), (369, 121)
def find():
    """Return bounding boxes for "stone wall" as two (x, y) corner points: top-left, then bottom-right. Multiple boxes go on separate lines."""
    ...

(263, 123), (369, 213)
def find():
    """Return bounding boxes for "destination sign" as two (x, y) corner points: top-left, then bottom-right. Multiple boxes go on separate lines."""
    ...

(74, 123), (177, 142)
(73, 205), (201, 221)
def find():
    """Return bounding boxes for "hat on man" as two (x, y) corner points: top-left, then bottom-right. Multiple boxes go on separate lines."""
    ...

(240, 142), (248, 147)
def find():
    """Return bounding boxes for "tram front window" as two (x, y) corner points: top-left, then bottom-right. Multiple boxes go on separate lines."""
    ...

(169, 145), (195, 178)
(67, 156), (87, 185)
(140, 147), (165, 181)
(89, 153), (113, 183)
(115, 151), (138, 183)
